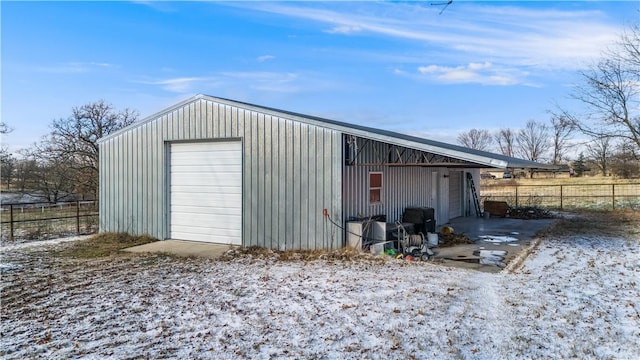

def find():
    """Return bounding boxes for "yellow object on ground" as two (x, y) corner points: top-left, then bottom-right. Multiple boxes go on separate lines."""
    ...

(441, 226), (454, 235)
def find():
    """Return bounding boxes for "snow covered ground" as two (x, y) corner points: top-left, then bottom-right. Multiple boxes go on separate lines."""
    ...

(1, 221), (639, 359)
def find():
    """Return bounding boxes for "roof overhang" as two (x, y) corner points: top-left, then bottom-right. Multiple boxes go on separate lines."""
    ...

(99, 94), (559, 171)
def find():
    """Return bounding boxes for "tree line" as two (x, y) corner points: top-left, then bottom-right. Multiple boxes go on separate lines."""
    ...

(0, 101), (137, 203)
(457, 24), (639, 179)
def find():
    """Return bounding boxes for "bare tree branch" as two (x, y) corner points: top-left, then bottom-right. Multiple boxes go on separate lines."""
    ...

(550, 114), (574, 165)
(559, 23), (640, 155)
(516, 120), (550, 168)
(457, 128), (493, 151)
(41, 100), (138, 199)
(494, 128), (516, 157)
(585, 136), (613, 176)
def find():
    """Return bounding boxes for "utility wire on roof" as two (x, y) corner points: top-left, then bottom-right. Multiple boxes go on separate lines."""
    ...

(431, 0), (453, 15)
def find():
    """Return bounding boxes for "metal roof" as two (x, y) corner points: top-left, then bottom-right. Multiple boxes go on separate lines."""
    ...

(100, 94), (558, 170)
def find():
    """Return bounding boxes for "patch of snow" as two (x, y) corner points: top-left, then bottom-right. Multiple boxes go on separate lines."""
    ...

(1, 232), (638, 359)
(0, 235), (92, 252)
(478, 235), (519, 243)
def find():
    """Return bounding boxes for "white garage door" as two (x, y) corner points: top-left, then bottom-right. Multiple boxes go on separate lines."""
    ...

(170, 141), (242, 244)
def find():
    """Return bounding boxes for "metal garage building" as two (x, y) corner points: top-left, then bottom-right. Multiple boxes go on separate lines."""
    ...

(98, 94), (547, 250)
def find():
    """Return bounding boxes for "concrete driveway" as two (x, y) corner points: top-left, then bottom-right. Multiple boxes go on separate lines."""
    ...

(123, 240), (234, 258)
(433, 216), (557, 273)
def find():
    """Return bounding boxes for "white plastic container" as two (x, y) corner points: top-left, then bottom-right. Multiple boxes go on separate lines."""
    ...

(370, 241), (393, 255)
(427, 232), (439, 247)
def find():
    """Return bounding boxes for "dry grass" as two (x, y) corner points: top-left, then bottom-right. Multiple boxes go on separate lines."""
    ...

(55, 232), (157, 259)
(539, 210), (640, 239)
(219, 245), (390, 263)
(482, 176), (638, 186)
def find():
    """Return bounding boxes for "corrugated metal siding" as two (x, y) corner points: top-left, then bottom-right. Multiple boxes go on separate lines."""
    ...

(343, 165), (445, 224)
(99, 98), (343, 250)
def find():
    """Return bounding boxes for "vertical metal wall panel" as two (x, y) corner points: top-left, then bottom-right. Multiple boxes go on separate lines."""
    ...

(99, 97), (342, 250)
(343, 139), (457, 226)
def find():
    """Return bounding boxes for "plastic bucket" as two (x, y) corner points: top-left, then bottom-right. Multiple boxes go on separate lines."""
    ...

(427, 232), (438, 247)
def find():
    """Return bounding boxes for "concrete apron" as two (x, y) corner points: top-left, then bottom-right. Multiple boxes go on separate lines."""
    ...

(432, 217), (557, 273)
(123, 240), (235, 259)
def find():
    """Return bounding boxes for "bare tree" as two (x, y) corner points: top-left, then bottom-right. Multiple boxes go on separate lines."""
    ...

(549, 115), (573, 165)
(0, 122), (15, 188)
(559, 24), (640, 156)
(43, 100), (138, 199)
(517, 120), (549, 162)
(610, 142), (640, 178)
(0, 122), (12, 134)
(0, 149), (16, 188)
(457, 128), (493, 151)
(19, 148), (77, 203)
(517, 120), (550, 178)
(494, 128), (516, 157)
(585, 136), (613, 176)
(13, 154), (38, 193)
(619, 23), (640, 77)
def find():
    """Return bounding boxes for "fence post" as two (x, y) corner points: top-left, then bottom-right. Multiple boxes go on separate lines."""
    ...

(515, 186), (518, 208)
(560, 185), (563, 210)
(612, 184), (615, 210)
(9, 204), (14, 241)
(76, 200), (80, 234)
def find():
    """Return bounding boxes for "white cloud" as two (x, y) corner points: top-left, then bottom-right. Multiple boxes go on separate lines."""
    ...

(257, 55), (275, 62)
(137, 71), (333, 94)
(325, 25), (363, 34)
(136, 77), (219, 93)
(240, 2), (623, 71)
(417, 62), (524, 86)
(36, 62), (117, 74)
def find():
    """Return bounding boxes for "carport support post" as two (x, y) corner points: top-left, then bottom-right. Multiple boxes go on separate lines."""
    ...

(9, 204), (14, 241)
(76, 200), (80, 234)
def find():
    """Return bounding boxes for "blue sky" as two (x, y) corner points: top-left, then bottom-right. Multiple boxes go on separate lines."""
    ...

(2, 1), (638, 157)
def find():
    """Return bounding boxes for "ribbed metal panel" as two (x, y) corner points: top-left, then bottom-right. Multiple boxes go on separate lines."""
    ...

(99, 98), (343, 250)
(343, 164), (443, 224)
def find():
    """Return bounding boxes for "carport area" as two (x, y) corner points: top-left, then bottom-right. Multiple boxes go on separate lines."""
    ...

(433, 216), (557, 273)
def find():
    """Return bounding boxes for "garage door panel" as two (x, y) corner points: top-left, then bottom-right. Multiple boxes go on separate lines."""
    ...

(170, 155), (241, 166)
(171, 204), (241, 215)
(171, 142), (241, 152)
(172, 212), (241, 226)
(171, 194), (242, 208)
(170, 174), (242, 187)
(170, 231), (241, 244)
(170, 186), (242, 195)
(170, 141), (242, 245)
(170, 164), (242, 172)
(171, 225), (241, 238)
(171, 227), (242, 238)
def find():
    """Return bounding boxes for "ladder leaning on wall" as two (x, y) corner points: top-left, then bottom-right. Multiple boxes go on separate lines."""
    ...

(466, 172), (482, 217)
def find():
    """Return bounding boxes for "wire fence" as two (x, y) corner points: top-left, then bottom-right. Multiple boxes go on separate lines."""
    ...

(1, 200), (99, 242)
(480, 183), (640, 210)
